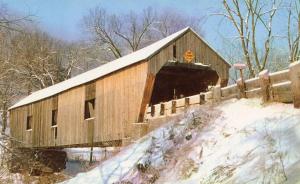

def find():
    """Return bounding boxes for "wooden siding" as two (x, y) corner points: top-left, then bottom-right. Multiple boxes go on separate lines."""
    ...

(56, 86), (87, 146)
(149, 31), (230, 81)
(10, 61), (148, 147)
(10, 97), (58, 148)
(93, 61), (148, 142)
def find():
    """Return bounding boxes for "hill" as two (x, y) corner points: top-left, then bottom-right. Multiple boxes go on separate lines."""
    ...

(64, 98), (300, 183)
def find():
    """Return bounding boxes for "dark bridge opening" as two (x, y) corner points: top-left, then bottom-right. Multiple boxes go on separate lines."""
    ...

(150, 62), (219, 105)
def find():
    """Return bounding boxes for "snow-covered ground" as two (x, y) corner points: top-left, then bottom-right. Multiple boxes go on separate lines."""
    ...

(62, 98), (300, 184)
(63, 147), (119, 176)
(64, 147), (117, 162)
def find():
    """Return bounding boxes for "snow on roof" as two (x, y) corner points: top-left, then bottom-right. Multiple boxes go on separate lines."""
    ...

(10, 27), (229, 110)
(9, 27), (189, 109)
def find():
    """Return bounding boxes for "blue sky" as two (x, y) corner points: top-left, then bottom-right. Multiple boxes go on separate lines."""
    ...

(1, 0), (289, 53)
(2, 1), (223, 40)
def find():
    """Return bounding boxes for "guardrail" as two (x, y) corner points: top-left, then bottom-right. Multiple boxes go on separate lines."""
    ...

(145, 61), (300, 120)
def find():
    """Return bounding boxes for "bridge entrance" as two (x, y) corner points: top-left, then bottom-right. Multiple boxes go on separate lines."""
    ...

(149, 62), (219, 105)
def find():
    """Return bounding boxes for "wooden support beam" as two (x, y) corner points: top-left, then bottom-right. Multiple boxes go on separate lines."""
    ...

(212, 85), (221, 103)
(289, 61), (300, 108)
(138, 74), (156, 122)
(87, 118), (95, 165)
(171, 100), (176, 114)
(150, 105), (155, 117)
(160, 103), (165, 116)
(185, 97), (190, 108)
(200, 93), (205, 105)
(259, 70), (271, 103)
(237, 79), (246, 98)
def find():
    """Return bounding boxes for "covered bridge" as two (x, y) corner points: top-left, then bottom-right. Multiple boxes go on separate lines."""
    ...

(9, 27), (230, 148)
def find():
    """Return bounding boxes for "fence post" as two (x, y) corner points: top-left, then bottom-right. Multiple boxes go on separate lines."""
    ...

(289, 61), (300, 108)
(259, 70), (271, 103)
(200, 93), (205, 105)
(160, 103), (165, 116)
(237, 79), (246, 98)
(150, 105), (155, 117)
(185, 97), (190, 108)
(171, 100), (176, 114)
(212, 85), (221, 103)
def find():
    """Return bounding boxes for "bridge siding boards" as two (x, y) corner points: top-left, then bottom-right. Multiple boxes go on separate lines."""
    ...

(9, 29), (230, 148)
(93, 61), (148, 143)
(57, 86), (87, 146)
(148, 31), (229, 82)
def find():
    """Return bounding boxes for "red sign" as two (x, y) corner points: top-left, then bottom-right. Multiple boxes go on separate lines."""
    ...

(233, 63), (247, 70)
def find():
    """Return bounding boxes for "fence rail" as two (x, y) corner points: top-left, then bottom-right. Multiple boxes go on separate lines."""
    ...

(145, 61), (300, 120)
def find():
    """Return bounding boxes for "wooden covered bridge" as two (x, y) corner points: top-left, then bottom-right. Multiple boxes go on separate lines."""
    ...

(9, 27), (230, 148)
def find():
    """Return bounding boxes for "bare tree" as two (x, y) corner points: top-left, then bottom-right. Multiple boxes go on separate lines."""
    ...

(62, 42), (106, 78)
(219, 0), (281, 77)
(83, 6), (205, 60)
(287, 0), (300, 63)
(218, 32), (244, 83)
(0, 3), (32, 32)
(113, 7), (156, 52)
(9, 31), (60, 89)
(83, 7), (123, 59)
(154, 9), (205, 38)
(0, 4), (33, 134)
(83, 7), (156, 59)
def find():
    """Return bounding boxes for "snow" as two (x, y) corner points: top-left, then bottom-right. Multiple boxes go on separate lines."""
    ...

(272, 81), (291, 87)
(289, 60), (300, 67)
(64, 147), (116, 162)
(269, 69), (289, 76)
(194, 62), (209, 67)
(62, 137), (153, 183)
(162, 99), (300, 184)
(62, 98), (300, 184)
(10, 27), (190, 110)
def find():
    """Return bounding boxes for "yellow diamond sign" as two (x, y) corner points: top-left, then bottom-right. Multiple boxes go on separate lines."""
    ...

(184, 50), (194, 63)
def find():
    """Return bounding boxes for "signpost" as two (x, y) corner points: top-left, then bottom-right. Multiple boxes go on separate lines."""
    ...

(234, 63), (247, 98)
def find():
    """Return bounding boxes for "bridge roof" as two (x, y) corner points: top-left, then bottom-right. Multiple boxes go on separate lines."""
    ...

(10, 27), (229, 110)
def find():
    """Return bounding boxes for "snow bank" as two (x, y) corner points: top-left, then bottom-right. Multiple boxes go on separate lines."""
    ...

(62, 136), (153, 183)
(62, 98), (300, 184)
(163, 99), (300, 184)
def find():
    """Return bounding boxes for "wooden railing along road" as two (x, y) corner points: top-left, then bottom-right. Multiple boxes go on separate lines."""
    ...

(144, 61), (300, 120)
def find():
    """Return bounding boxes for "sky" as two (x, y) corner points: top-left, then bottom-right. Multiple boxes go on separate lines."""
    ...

(0, 0), (290, 54)
(1, 1), (225, 41)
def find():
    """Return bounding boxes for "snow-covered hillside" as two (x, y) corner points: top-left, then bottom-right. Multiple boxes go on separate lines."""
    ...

(63, 98), (300, 184)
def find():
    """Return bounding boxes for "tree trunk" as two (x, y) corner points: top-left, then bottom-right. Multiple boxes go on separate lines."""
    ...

(1, 101), (7, 134)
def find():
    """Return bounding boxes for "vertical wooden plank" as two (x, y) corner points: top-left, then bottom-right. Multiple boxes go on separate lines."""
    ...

(94, 61), (148, 143)
(138, 73), (156, 122)
(237, 79), (246, 99)
(57, 86), (85, 146)
(185, 97), (190, 108)
(171, 100), (176, 114)
(212, 85), (221, 103)
(289, 61), (300, 108)
(160, 103), (165, 116)
(259, 70), (271, 103)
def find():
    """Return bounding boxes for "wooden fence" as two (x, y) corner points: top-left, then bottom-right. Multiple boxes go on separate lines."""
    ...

(144, 61), (300, 120)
